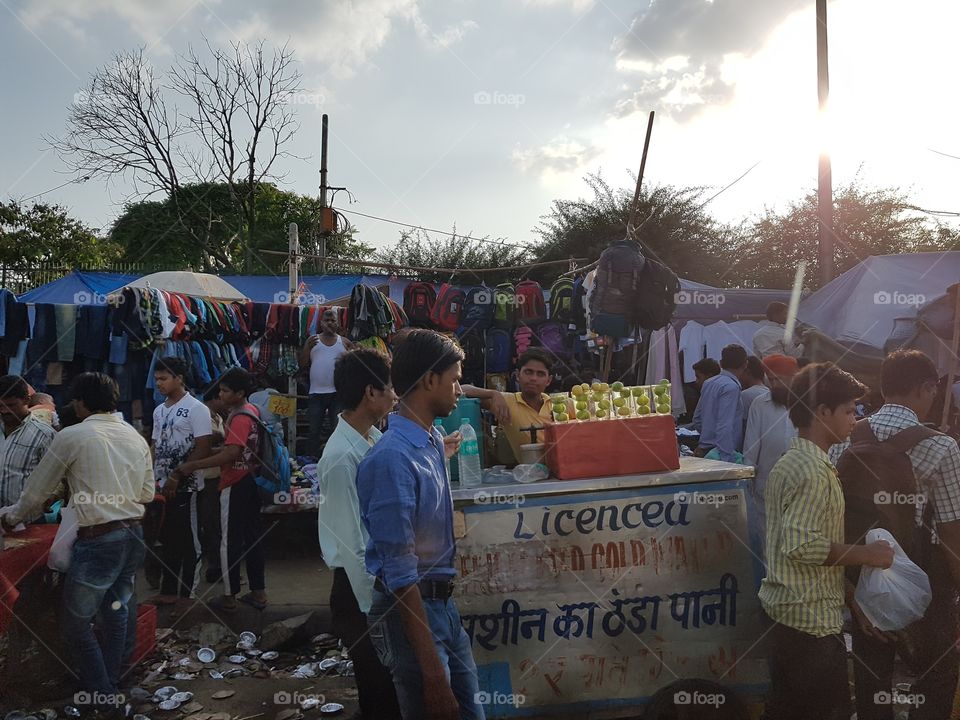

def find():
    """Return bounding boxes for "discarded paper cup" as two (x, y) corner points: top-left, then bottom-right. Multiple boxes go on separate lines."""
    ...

(319, 704), (344, 716)
(245, 649), (262, 657)
(260, 651), (279, 661)
(197, 648), (216, 663)
(158, 700), (181, 711)
(170, 693), (193, 703)
(318, 658), (339, 672)
(155, 687), (177, 700)
(299, 698), (320, 711)
(238, 631), (257, 645)
(227, 654), (246, 664)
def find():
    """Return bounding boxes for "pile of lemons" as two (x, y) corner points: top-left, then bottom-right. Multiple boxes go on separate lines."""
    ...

(551, 380), (671, 422)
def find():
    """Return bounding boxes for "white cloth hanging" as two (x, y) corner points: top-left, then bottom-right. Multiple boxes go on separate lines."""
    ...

(678, 321), (705, 383)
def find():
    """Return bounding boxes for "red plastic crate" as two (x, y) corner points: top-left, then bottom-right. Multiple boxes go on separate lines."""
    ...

(544, 414), (680, 480)
(131, 603), (157, 667)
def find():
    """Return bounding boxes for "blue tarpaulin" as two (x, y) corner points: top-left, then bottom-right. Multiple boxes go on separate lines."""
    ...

(17, 270), (394, 304)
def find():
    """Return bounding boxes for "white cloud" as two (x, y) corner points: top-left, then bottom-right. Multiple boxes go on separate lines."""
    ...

(512, 135), (602, 177)
(523, 0), (597, 11)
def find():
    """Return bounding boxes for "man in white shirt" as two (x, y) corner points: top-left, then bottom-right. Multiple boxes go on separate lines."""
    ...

(743, 354), (799, 539)
(1, 373), (154, 700)
(753, 302), (804, 358)
(740, 356), (769, 418)
(151, 358), (212, 605)
(317, 348), (401, 719)
(299, 309), (354, 453)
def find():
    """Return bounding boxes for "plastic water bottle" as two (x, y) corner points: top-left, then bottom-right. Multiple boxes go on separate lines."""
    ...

(457, 419), (482, 488)
(433, 418), (452, 482)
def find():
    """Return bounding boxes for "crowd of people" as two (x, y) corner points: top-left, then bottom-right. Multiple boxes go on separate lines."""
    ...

(4, 294), (960, 720)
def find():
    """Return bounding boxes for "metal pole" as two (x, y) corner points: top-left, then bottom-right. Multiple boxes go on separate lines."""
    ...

(941, 287), (960, 430)
(816, 0), (834, 285)
(319, 114), (329, 275)
(287, 222), (300, 456)
(627, 111), (655, 237)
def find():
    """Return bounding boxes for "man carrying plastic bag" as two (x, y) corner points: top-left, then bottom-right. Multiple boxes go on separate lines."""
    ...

(832, 350), (960, 720)
(855, 528), (932, 631)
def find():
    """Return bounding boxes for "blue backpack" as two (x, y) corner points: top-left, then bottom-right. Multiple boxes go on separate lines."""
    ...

(485, 329), (512, 373)
(537, 320), (571, 360)
(461, 286), (495, 331)
(233, 409), (291, 504)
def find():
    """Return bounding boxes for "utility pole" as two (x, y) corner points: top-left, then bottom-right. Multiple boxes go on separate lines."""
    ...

(816, 0), (834, 285)
(287, 222), (300, 455)
(319, 114), (329, 275)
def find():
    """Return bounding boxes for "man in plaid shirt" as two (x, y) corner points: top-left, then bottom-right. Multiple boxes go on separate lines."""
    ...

(0, 375), (56, 508)
(831, 350), (960, 720)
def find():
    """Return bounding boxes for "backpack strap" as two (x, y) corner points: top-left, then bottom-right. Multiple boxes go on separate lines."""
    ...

(881, 424), (941, 454)
(849, 418), (879, 445)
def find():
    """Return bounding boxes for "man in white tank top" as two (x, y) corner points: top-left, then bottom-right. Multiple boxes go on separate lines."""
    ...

(299, 309), (353, 454)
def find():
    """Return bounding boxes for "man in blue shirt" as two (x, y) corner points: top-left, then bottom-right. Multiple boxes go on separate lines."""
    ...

(357, 329), (484, 720)
(694, 344), (748, 462)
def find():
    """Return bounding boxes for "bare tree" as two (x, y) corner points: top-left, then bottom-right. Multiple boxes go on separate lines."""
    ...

(50, 40), (302, 271)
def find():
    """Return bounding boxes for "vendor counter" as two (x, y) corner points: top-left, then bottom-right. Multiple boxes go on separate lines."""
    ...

(449, 457), (766, 720)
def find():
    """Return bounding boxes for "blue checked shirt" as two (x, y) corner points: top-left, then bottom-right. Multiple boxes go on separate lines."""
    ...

(0, 415), (56, 507)
(356, 414), (456, 593)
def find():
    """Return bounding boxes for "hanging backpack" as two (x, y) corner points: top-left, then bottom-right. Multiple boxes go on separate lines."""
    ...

(590, 239), (647, 337)
(430, 283), (466, 332)
(515, 280), (547, 324)
(493, 283), (516, 329)
(461, 286), (495, 331)
(549, 278), (575, 323)
(513, 325), (536, 362)
(232, 409), (292, 504)
(836, 420), (940, 579)
(571, 275), (588, 334)
(485, 328), (512, 373)
(537, 320), (571, 360)
(403, 282), (437, 328)
(635, 258), (681, 331)
(458, 329), (486, 386)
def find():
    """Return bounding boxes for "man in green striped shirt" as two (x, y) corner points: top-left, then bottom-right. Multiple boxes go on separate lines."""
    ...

(760, 362), (894, 720)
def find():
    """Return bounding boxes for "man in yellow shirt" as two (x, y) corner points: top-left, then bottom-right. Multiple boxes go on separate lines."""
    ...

(475, 349), (554, 466)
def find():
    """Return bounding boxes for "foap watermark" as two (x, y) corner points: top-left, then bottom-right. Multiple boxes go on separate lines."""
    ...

(274, 491), (323, 507)
(74, 290), (115, 306)
(873, 290), (925, 308)
(274, 691), (326, 707)
(73, 491), (125, 507)
(874, 690), (925, 707)
(285, 92), (325, 107)
(474, 691), (525, 707)
(473, 90), (525, 108)
(274, 291), (327, 305)
(674, 490), (731, 508)
(74, 691), (126, 707)
(674, 290), (725, 308)
(674, 690), (726, 708)
(874, 490), (926, 506)
(474, 490), (525, 507)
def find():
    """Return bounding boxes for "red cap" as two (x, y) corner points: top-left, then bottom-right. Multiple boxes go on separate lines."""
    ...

(762, 354), (799, 377)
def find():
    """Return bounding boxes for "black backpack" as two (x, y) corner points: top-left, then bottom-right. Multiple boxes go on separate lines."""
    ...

(461, 286), (495, 331)
(635, 258), (680, 330)
(403, 282), (437, 328)
(836, 419), (940, 578)
(458, 329), (486, 385)
(590, 239), (646, 337)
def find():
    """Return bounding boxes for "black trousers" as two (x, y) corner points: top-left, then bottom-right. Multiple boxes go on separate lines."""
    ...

(330, 568), (401, 720)
(219, 475), (266, 596)
(764, 618), (851, 720)
(851, 548), (959, 720)
(159, 492), (201, 597)
(199, 476), (222, 573)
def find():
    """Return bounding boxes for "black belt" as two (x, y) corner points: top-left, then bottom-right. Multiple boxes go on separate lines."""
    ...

(374, 577), (454, 599)
(77, 518), (141, 540)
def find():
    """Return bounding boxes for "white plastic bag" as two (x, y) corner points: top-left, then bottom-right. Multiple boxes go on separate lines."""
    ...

(47, 505), (78, 573)
(854, 528), (932, 631)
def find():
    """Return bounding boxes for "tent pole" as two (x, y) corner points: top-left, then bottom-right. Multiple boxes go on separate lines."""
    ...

(288, 223), (300, 456)
(940, 287), (960, 430)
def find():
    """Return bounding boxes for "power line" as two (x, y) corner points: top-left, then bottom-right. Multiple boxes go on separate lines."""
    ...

(340, 208), (522, 248)
(16, 175), (91, 203)
(907, 204), (960, 218)
(929, 148), (960, 162)
(699, 160), (762, 207)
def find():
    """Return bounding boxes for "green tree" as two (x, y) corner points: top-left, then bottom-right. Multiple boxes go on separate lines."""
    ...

(0, 200), (121, 267)
(375, 229), (531, 284)
(735, 183), (960, 290)
(531, 173), (741, 287)
(110, 183), (372, 272)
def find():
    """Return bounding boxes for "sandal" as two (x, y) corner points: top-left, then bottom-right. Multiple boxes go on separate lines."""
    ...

(239, 592), (268, 610)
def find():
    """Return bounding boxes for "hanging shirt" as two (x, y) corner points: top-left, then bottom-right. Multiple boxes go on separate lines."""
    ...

(702, 321), (746, 362)
(309, 335), (347, 395)
(152, 393), (213, 492)
(678, 322), (705, 383)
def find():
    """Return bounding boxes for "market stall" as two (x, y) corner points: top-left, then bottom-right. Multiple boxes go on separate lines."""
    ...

(450, 455), (763, 719)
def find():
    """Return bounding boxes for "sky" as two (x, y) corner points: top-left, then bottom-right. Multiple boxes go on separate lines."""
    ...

(2, 0), (959, 254)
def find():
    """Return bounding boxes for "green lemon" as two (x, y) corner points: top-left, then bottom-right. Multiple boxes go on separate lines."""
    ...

(599, 398), (611, 409)
(576, 410), (590, 420)
(617, 406), (632, 416)
(637, 394), (650, 405)
(611, 381), (624, 392)
(575, 400), (588, 411)
(595, 409), (608, 418)
(556, 412), (569, 422)
(636, 405), (650, 415)
(571, 385), (584, 397)
(613, 397), (626, 408)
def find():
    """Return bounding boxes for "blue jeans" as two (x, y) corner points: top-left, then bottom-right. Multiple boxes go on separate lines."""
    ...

(62, 526), (146, 695)
(307, 393), (338, 454)
(367, 589), (485, 720)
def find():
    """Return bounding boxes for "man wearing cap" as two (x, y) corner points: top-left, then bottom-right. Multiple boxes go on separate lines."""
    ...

(753, 302), (804, 359)
(743, 354), (799, 538)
